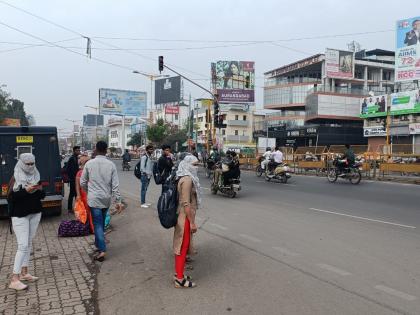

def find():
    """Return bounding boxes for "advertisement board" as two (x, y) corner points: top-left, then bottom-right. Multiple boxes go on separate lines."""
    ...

(409, 123), (420, 134)
(154, 76), (181, 105)
(360, 94), (388, 118)
(325, 49), (354, 79)
(395, 17), (420, 82)
(363, 126), (386, 137)
(390, 90), (420, 115)
(83, 114), (104, 127)
(165, 105), (179, 114)
(213, 61), (255, 103)
(99, 88), (147, 116)
(1, 118), (21, 126)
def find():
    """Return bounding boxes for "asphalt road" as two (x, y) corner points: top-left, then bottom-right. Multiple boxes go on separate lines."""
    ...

(98, 162), (420, 315)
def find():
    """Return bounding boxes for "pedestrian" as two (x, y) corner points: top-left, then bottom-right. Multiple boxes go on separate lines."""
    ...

(75, 155), (94, 233)
(173, 154), (201, 288)
(8, 153), (45, 290)
(66, 146), (81, 211)
(158, 144), (174, 193)
(80, 141), (123, 262)
(140, 144), (154, 208)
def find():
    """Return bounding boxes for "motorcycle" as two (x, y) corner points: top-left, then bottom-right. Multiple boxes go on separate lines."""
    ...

(122, 161), (131, 171)
(205, 158), (216, 179)
(264, 160), (292, 183)
(327, 157), (362, 185)
(255, 156), (264, 177)
(211, 159), (241, 198)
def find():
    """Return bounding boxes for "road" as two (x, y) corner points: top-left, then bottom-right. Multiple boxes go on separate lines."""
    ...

(98, 162), (420, 315)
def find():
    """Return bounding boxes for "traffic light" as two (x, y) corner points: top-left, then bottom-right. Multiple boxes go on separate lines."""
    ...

(158, 56), (164, 73)
(213, 100), (219, 126)
(245, 75), (250, 88)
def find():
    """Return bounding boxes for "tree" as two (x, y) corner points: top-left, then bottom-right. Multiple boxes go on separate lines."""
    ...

(146, 118), (169, 145)
(127, 132), (143, 147)
(0, 87), (29, 126)
(162, 128), (188, 151)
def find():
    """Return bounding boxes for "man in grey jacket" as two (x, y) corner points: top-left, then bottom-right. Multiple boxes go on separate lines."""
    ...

(80, 141), (123, 261)
(140, 144), (154, 208)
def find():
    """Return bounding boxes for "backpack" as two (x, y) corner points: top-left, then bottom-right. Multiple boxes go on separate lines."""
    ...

(58, 220), (90, 237)
(153, 161), (164, 185)
(134, 155), (149, 179)
(157, 170), (179, 229)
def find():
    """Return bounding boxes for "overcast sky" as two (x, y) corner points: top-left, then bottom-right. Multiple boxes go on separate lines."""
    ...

(0, 0), (417, 132)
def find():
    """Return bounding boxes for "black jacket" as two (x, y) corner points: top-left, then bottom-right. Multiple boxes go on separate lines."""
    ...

(66, 154), (79, 181)
(9, 188), (46, 218)
(158, 155), (174, 181)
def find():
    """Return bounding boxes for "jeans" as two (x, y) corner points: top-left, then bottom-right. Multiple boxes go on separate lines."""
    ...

(140, 174), (150, 204)
(12, 213), (42, 274)
(91, 207), (107, 252)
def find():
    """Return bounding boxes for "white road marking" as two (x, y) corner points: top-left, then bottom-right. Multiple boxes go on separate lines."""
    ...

(209, 223), (228, 230)
(309, 208), (416, 229)
(317, 263), (351, 276)
(202, 187), (210, 190)
(272, 246), (299, 256)
(239, 233), (262, 243)
(374, 285), (417, 301)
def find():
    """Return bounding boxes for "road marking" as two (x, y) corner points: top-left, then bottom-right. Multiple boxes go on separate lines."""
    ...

(209, 223), (228, 230)
(239, 233), (262, 243)
(202, 187), (210, 190)
(256, 180), (265, 183)
(317, 263), (351, 276)
(272, 246), (299, 256)
(374, 285), (417, 301)
(309, 208), (416, 229)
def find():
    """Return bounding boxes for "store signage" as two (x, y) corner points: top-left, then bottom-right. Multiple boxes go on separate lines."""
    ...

(267, 55), (322, 77)
(409, 123), (420, 134)
(363, 126), (386, 137)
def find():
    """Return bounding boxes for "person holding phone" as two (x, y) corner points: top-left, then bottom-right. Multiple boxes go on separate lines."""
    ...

(8, 153), (45, 291)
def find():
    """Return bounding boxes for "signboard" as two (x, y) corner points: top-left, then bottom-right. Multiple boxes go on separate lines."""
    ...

(265, 54), (322, 77)
(390, 90), (420, 115)
(83, 114), (104, 127)
(325, 49), (354, 79)
(395, 17), (420, 82)
(409, 123), (420, 134)
(154, 76), (181, 105)
(213, 61), (255, 103)
(360, 94), (388, 118)
(165, 105), (179, 114)
(99, 88), (147, 116)
(1, 118), (21, 126)
(258, 137), (275, 149)
(16, 136), (33, 143)
(363, 126), (386, 137)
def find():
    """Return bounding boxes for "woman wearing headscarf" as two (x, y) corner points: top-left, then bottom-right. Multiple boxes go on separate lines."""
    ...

(75, 155), (94, 233)
(8, 153), (45, 291)
(173, 154), (201, 288)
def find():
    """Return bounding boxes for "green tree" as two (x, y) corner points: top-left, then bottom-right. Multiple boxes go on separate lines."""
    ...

(146, 118), (169, 145)
(162, 128), (188, 151)
(127, 132), (143, 147)
(0, 87), (29, 125)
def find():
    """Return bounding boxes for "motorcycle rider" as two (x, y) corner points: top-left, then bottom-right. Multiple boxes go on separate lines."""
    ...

(222, 150), (240, 186)
(209, 146), (220, 163)
(122, 149), (131, 167)
(338, 144), (355, 176)
(261, 147), (272, 172)
(269, 146), (284, 173)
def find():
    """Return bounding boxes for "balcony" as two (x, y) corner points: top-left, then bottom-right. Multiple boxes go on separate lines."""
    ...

(227, 120), (249, 127)
(226, 135), (250, 142)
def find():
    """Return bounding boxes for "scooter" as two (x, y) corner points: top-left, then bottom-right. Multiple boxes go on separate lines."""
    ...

(211, 161), (241, 198)
(265, 161), (292, 183)
(122, 161), (131, 171)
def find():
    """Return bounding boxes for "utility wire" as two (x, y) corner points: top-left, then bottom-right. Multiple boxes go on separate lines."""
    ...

(0, 37), (80, 53)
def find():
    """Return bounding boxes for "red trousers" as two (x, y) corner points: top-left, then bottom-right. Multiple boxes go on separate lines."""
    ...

(175, 218), (191, 279)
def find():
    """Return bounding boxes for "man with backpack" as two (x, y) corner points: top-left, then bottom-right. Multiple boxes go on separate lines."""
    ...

(157, 144), (174, 193)
(139, 145), (154, 208)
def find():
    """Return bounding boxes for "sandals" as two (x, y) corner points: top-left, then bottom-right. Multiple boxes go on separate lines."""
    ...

(173, 274), (192, 281)
(19, 274), (39, 282)
(9, 280), (28, 291)
(94, 254), (106, 262)
(174, 277), (196, 288)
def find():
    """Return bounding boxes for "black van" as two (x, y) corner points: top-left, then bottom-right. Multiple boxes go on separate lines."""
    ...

(0, 126), (63, 217)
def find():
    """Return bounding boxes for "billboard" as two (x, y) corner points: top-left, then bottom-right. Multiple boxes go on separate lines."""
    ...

(1, 118), (20, 126)
(165, 105), (179, 114)
(363, 126), (386, 137)
(99, 88), (147, 116)
(213, 61), (255, 103)
(360, 94), (388, 118)
(325, 49), (354, 79)
(154, 76), (181, 105)
(395, 17), (420, 82)
(409, 123), (420, 134)
(83, 114), (104, 127)
(390, 89), (420, 115)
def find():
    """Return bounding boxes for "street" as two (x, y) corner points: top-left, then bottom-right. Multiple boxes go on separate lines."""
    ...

(97, 163), (420, 315)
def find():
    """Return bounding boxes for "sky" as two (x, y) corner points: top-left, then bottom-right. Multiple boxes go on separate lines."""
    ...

(0, 0), (418, 133)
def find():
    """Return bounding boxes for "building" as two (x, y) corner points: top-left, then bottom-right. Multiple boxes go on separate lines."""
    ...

(107, 117), (133, 152)
(154, 103), (190, 128)
(264, 48), (395, 147)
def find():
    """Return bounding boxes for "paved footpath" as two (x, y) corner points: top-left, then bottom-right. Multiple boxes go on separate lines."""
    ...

(0, 211), (98, 315)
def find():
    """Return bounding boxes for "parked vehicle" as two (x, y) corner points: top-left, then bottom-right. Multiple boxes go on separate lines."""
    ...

(0, 126), (63, 217)
(265, 161), (292, 183)
(327, 157), (362, 185)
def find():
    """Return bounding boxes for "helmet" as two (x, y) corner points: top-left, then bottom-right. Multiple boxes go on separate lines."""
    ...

(266, 147), (271, 151)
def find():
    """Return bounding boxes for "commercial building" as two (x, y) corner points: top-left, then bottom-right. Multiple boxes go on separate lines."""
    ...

(154, 103), (190, 128)
(107, 117), (133, 152)
(264, 48), (395, 147)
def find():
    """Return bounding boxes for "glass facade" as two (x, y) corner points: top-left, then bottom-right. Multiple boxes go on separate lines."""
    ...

(264, 84), (318, 107)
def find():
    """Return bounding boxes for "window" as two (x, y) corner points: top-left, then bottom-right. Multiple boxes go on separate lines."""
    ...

(243, 115), (247, 121)
(234, 130), (238, 135)
(235, 115), (239, 120)
(175, 114), (179, 120)
(222, 129), (226, 135)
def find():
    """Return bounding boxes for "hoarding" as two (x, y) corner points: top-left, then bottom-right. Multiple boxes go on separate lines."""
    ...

(363, 126), (386, 137)
(1, 118), (21, 126)
(154, 76), (181, 105)
(325, 49), (354, 79)
(99, 88), (147, 116)
(409, 123), (420, 134)
(213, 61), (255, 103)
(395, 17), (420, 82)
(83, 114), (104, 127)
(165, 105), (179, 114)
(390, 89), (420, 115)
(359, 94), (388, 118)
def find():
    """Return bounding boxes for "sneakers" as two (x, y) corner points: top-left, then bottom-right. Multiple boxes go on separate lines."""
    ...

(19, 273), (39, 282)
(141, 204), (149, 208)
(9, 280), (28, 291)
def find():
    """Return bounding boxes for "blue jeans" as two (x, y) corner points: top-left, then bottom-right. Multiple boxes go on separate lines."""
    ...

(140, 174), (150, 204)
(91, 207), (107, 252)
